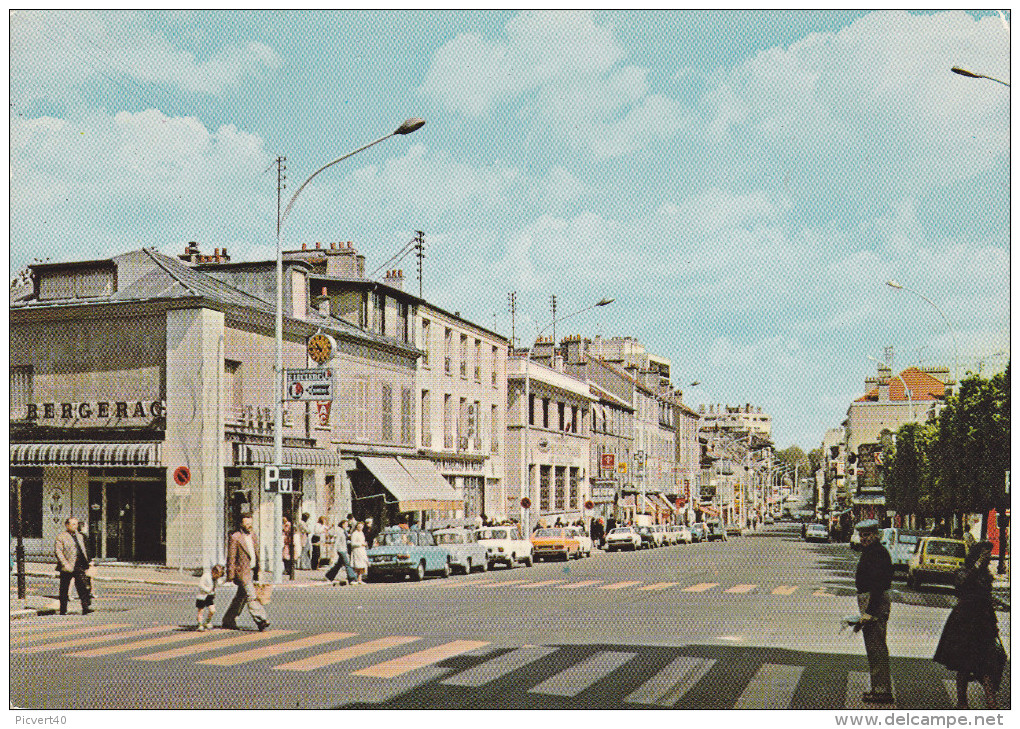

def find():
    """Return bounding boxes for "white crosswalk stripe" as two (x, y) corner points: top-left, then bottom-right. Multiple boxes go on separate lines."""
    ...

(733, 662), (803, 709)
(625, 656), (716, 706)
(441, 646), (558, 688)
(528, 651), (636, 697)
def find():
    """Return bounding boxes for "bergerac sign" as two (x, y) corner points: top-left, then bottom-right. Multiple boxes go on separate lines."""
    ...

(24, 401), (165, 421)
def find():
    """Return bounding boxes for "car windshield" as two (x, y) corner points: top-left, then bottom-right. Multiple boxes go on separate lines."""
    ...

(434, 533), (465, 545)
(478, 529), (508, 540)
(927, 540), (966, 558)
(898, 534), (920, 544)
(610, 528), (632, 534)
(535, 529), (564, 538)
(376, 531), (414, 546)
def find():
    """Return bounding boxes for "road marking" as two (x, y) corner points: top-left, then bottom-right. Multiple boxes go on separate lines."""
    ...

(516, 579), (565, 588)
(13, 625), (169, 654)
(846, 671), (896, 709)
(11, 623), (131, 644)
(458, 580), (494, 587)
(556, 580), (602, 589)
(733, 663), (804, 709)
(638, 582), (678, 591)
(725, 584), (757, 594)
(599, 581), (643, 590)
(198, 632), (356, 666)
(441, 646), (558, 688)
(476, 580), (528, 588)
(625, 656), (716, 706)
(683, 583), (719, 593)
(72, 629), (209, 658)
(771, 585), (798, 595)
(273, 635), (420, 672)
(132, 629), (295, 661)
(529, 651), (635, 697)
(352, 640), (490, 678)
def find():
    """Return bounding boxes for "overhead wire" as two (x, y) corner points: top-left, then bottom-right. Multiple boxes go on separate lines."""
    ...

(369, 236), (417, 278)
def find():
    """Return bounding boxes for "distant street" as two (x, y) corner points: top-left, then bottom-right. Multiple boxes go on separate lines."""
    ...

(11, 523), (1010, 710)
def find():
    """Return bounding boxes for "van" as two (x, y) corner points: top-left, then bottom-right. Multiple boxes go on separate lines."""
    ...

(907, 536), (967, 588)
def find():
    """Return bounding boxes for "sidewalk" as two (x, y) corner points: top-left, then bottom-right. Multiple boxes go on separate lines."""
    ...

(9, 561), (332, 619)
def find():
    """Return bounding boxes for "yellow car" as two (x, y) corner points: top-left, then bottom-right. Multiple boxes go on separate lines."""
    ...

(907, 536), (967, 589)
(530, 528), (580, 562)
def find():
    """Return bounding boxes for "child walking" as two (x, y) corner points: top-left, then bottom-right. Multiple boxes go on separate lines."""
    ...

(196, 564), (224, 631)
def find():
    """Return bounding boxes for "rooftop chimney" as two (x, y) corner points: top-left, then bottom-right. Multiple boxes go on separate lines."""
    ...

(384, 268), (405, 291)
(315, 286), (331, 317)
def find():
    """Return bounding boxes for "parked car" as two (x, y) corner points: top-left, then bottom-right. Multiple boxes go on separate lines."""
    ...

(432, 527), (489, 574)
(531, 527), (581, 562)
(474, 525), (533, 569)
(367, 528), (452, 581)
(689, 523), (707, 543)
(662, 524), (680, 545)
(636, 526), (657, 549)
(705, 521), (727, 542)
(566, 526), (593, 557)
(907, 537), (967, 589)
(763, 514), (775, 525)
(605, 526), (642, 551)
(725, 523), (744, 537)
(676, 525), (692, 544)
(804, 522), (829, 543)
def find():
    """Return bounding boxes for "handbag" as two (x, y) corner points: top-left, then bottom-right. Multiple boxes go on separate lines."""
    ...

(254, 582), (273, 605)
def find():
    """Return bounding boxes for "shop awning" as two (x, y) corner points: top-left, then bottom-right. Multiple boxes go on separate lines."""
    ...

(652, 494), (676, 512)
(697, 504), (720, 517)
(10, 442), (161, 467)
(240, 444), (342, 468)
(360, 456), (462, 511)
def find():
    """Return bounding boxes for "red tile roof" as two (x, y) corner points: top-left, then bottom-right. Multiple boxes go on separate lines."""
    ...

(855, 367), (946, 402)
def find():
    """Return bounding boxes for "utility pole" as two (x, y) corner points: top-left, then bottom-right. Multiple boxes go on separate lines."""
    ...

(507, 292), (517, 349)
(550, 295), (557, 347)
(267, 156), (287, 237)
(414, 230), (425, 299)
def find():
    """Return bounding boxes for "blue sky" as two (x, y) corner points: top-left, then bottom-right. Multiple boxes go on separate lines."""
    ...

(10, 10), (1011, 450)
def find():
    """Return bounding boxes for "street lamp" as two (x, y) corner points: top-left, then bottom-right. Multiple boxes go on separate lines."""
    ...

(866, 355), (915, 420)
(271, 117), (425, 583)
(520, 298), (614, 534)
(951, 66), (1010, 87)
(885, 280), (959, 390)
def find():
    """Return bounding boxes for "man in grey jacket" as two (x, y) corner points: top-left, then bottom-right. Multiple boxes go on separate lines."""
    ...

(324, 519), (356, 585)
(54, 517), (93, 615)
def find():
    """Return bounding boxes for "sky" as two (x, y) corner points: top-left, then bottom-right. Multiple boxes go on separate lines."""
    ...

(9, 10), (1011, 451)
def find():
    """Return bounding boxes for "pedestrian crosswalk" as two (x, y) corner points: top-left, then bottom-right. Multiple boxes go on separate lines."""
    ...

(443, 577), (847, 596)
(11, 619), (979, 710)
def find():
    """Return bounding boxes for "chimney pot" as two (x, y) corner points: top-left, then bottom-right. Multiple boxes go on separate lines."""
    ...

(330, 242), (336, 250)
(214, 248), (220, 257)
(222, 247), (228, 259)
(321, 287), (327, 296)
(302, 243), (307, 250)
(315, 242), (321, 249)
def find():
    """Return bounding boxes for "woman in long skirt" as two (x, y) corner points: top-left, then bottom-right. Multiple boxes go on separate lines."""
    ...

(350, 521), (369, 584)
(933, 541), (1007, 708)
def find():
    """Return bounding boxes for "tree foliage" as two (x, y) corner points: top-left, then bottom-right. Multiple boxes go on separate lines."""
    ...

(885, 364), (1009, 517)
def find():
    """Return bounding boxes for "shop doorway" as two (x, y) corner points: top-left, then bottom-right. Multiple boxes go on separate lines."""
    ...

(87, 469), (165, 563)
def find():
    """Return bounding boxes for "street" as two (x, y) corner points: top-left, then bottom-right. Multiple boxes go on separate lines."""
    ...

(10, 522), (1010, 710)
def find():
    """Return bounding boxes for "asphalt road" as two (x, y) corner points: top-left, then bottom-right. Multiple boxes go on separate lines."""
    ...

(9, 523), (1011, 710)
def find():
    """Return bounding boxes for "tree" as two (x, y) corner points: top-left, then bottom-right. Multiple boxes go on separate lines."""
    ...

(775, 445), (810, 471)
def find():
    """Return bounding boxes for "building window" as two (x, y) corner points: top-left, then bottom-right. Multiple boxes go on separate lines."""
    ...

(474, 339), (481, 381)
(490, 404), (499, 453)
(401, 387), (413, 444)
(542, 398), (550, 429)
(471, 400), (480, 449)
(445, 328), (453, 375)
(460, 334), (468, 378)
(558, 402), (566, 431)
(10, 365), (32, 421)
(569, 467), (579, 510)
(458, 397), (468, 448)
(373, 291), (386, 335)
(554, 466), (566, 511)
(9, 469), (43, 538)
(444, 394), (453, 449)
(529, 393), (536, 426)
(396, 301), (409, 343)
(381, 384), (393, 442)
(421, 319), (431, 367)
(540, 466), (551, 512)
(571, 406), (578, 434)
(421, 390), (431, 447)
(491, 345), (498, 386)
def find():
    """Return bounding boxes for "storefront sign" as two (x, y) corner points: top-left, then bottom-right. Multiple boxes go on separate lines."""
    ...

(286, 368), (334, 401)
(24, 400), (164, 422)
(600, 453), (615, 470)
(315, 401), (332, 427)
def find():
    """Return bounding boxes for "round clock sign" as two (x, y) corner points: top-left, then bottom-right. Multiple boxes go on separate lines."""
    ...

(307, 333), (335, 364)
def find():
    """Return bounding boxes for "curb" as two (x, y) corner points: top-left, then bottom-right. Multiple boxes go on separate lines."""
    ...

(17, 568), (327, 589)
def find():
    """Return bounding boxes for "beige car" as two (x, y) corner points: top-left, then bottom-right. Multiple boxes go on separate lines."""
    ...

(907, 537), (966, 589)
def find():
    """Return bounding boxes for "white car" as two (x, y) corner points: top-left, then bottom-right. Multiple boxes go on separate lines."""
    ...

(432, 527), (489, 574)
(566, 526), (593, 557)
(605, 526), (642, 551)
(653, 525), (672, 545)
(675, 525), (692, 544)
(474, 525), (533, 569)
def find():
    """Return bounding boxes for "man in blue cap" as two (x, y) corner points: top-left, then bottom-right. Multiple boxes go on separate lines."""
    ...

(855, 518), (894, 703)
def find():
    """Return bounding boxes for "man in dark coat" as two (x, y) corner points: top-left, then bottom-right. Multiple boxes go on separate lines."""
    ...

(854, 519), (894, 703)
(590, 518), (605, 549)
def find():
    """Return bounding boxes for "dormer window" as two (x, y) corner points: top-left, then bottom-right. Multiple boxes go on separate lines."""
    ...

(36, 261), (116, 301)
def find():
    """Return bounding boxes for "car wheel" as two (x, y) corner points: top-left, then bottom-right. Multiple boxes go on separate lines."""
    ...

(441, 560), (451, 579)
(523, 555), (533, 567)
(478, 558), (487, 573)
(411, 561), (426, 581)
(464, 558), (472, 574)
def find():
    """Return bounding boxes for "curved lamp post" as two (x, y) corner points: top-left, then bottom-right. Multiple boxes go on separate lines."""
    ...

(271, 118), (425, 582)
(520, 298), (614, 534)
(951, 66), (1010, 87)
(885, 280), (959, 390)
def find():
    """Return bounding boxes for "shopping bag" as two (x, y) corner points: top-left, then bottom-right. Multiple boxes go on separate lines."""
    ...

(254, 582), (273, 605)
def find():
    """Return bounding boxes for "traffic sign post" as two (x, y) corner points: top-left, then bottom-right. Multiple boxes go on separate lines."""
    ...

(265, 466), (294, 493)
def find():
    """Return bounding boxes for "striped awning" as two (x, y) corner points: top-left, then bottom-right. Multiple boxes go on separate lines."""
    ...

(360, 456), (463, 511)
(238, 444), (343, 468)
(10, 442), (161, 467)
(697, 504), (720, 518)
